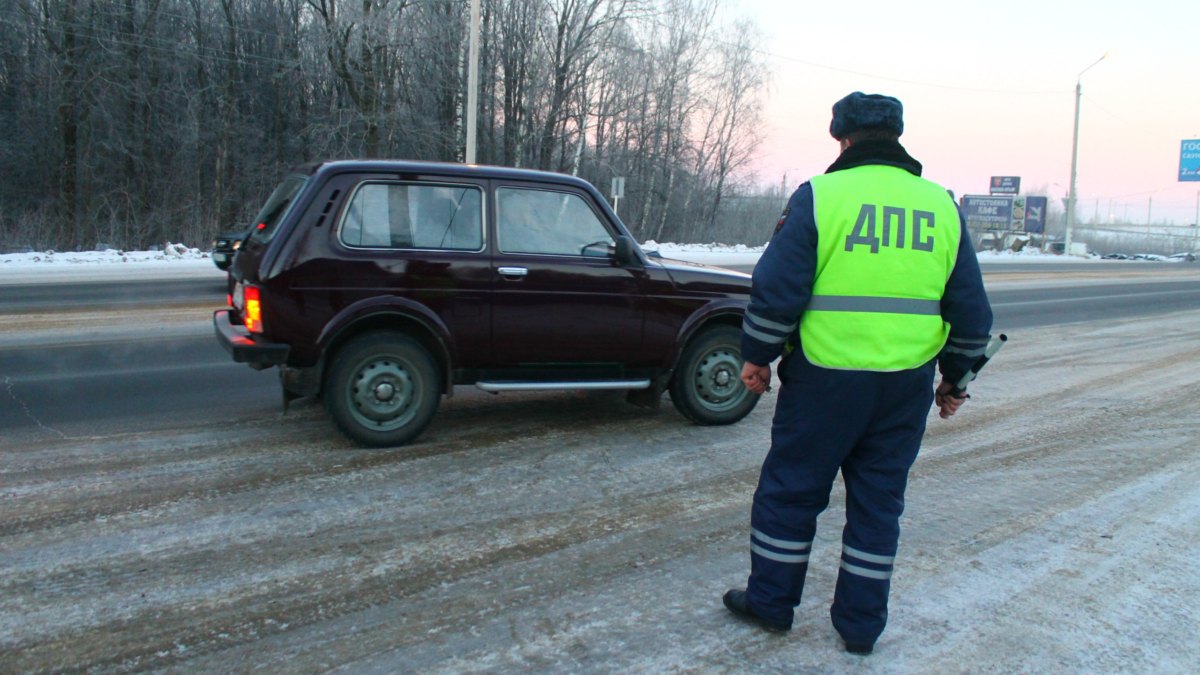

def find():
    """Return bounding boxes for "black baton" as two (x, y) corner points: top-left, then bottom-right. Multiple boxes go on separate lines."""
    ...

(946, 334), (1007, 398)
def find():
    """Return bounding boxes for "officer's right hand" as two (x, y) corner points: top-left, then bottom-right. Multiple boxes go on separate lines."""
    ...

(741, 362), (772, 395)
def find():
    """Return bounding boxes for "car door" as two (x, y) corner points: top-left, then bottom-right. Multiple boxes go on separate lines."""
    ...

(490, 182), (644, 368)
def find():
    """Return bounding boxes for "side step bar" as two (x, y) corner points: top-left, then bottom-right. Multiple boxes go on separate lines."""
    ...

(476, 380), (651, 393)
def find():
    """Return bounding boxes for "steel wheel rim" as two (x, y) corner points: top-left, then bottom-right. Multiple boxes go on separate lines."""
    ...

(693, 346), (749, 412)
(346, 353), (423, 431)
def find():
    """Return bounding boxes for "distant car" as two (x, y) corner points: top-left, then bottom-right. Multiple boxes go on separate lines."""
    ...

(1167, 252), (1196, 262)
(1131, 254), (1166, 262)
(1102, 253), (1129, 260)
(211, 229), (250, 271)
(214, 160), (760, 447)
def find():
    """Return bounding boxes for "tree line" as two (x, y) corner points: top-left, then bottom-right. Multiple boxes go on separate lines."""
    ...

(0, 0), (775, 253)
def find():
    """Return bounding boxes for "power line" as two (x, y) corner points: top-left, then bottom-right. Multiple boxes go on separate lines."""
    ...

(1082, 95), (1177, 141)
(630, 15), (1071, 95)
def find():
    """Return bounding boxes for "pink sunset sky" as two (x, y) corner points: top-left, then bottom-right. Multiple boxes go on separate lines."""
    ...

(730, 0), (1200, 224)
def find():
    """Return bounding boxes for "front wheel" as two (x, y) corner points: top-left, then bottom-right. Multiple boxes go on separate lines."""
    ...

(324, 331), (441, 447)
(669, 325), (759, 425)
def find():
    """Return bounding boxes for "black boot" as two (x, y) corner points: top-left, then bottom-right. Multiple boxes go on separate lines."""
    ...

(843, 640), (874, 655)
(722, 589), (791, 633)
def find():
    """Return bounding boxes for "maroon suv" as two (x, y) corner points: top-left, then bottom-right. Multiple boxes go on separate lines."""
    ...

(215, 160), (758, 447)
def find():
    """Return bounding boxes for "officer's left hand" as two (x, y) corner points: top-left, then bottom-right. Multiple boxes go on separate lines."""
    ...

(741, 362), (772, 395)
(935, 379), (968, 418)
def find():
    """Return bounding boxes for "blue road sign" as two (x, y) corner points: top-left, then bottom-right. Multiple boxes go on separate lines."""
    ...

(1181, 140), (1200, 182)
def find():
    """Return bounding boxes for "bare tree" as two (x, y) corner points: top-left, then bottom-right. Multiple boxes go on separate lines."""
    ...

(0, 0), (772, 253)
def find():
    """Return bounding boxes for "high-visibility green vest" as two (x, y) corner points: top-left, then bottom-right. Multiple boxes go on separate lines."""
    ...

(802, 164), (961, 371)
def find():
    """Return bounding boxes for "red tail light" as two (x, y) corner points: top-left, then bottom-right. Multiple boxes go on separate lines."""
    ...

(226, 294), (233, 307)
(244, 285), (263, 333)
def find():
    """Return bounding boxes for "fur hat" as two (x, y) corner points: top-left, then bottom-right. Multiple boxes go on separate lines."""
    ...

(829, 92), (904, 140)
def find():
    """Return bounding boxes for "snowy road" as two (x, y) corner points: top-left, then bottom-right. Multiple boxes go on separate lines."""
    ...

(1, 272), (1199, 673)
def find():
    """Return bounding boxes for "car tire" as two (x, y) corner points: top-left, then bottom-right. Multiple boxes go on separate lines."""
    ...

(669, 325), (759, 426)
(324, 331), (441, 448)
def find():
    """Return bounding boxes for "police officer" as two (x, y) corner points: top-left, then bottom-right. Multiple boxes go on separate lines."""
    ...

(722, 92), (993, 654)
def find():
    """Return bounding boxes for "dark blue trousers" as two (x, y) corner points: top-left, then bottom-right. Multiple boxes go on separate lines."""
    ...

(745, 350), (935, 646)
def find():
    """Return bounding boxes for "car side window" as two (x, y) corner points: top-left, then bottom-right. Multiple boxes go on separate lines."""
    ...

(497, 187), (613, 256)
(340, 182), (483, 251)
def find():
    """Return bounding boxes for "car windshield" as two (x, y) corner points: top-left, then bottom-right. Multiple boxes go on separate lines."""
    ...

(249, 174), (308, 244)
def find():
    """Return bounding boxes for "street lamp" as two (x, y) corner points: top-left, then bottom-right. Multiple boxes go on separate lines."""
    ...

(1065, 52), (1111, 256)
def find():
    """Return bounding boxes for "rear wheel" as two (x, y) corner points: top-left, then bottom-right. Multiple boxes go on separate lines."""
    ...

(669, 325), (759, 425)
(324, 331), (441, 447)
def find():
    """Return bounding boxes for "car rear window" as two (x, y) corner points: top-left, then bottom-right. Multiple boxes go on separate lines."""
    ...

(249, 174), (308, 244)
(339, 182), (484, 251)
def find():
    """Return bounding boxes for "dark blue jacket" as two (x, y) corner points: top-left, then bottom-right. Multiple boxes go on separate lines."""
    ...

(741, 140), (993, 383)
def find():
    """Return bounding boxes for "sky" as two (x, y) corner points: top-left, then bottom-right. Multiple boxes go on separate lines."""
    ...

(726, 0), (1200, 225)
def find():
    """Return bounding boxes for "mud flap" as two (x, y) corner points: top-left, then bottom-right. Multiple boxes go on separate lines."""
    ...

(626, 376), (668, 410)
(279, 366), (306, 415)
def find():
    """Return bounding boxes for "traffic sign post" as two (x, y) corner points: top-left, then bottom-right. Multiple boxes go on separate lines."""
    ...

(611, 177), (626, 217)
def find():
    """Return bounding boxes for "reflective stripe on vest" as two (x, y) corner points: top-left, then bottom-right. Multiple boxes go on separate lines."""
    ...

(803, 165), (961, 371)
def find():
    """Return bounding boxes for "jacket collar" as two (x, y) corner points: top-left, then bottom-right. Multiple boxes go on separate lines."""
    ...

(825, 139), (922, 177)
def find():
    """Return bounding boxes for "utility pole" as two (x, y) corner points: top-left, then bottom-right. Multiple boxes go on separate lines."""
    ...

(1147, 196), (1152, 225)
(464, 0), (481, 164)
(1066, 53), (1109, 255)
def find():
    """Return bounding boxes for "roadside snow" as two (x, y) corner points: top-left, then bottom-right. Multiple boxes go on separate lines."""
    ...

(0, 245), (224, 284)
(0, 240), (1146, 286)
(641, 240), (765, 267)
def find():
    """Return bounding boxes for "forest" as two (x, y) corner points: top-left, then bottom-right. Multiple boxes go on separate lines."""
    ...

(0, 0), (780, 252)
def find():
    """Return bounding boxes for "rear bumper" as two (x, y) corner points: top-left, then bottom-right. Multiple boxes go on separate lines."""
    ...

(214, 309), (290, 365)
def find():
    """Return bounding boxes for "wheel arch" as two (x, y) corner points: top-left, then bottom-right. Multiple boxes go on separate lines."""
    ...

(318, 305), (455, 398)
(670, 301), (746, 373)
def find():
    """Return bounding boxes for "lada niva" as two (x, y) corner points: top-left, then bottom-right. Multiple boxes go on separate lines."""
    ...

(214, 160), (759, 447)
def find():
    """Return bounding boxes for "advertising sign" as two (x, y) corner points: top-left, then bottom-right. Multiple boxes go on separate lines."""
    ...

(1015, 196), (1047, 233)
(1180, 140), (1200, 182)
(962, 195), (1014, 230)
(989, 176), (1021, 195)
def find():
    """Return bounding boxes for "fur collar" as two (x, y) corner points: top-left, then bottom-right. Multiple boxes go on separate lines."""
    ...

(825, 139), (922, 177)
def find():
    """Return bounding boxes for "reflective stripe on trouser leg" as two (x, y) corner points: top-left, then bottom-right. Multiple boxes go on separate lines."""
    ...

(747, 530), (813, 627)
(745, 353), (872, 627)
(829, 360), (933, 648)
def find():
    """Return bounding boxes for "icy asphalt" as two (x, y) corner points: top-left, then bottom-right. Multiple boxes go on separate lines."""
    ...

(1, 266), (1199, 673)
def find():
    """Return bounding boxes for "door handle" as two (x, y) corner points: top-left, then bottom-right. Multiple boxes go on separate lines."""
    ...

(498, 267), (528, 277)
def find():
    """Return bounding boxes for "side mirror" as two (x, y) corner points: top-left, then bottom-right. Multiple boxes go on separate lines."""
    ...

(614, 236), (638, 267)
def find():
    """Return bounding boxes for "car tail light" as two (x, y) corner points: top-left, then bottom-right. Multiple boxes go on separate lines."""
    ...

(226, 294), (233, 307)
(244, 285), (263, 333)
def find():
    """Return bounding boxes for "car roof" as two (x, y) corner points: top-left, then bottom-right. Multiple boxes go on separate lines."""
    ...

(297, 160), (596, 191)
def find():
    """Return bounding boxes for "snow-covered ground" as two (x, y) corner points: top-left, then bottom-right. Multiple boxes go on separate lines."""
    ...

(0, 245), (223, 283)
(2, 308), (1198, 673)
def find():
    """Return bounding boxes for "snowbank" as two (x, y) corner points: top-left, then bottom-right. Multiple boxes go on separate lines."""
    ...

(0, 245), (225, 284)
(641, 240), (765, 267)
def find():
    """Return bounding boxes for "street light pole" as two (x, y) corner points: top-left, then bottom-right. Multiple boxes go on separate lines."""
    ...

(1065, 53), (1109, 256)
(464, 0), (481, 164)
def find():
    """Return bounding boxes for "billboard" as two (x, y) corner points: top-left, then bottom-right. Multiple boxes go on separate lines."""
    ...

(1181, 140), (1200, 182)
(989, 176), (1020, 195)
(962, 195), (1013, 230)
(1020, 196), (1047, 233)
